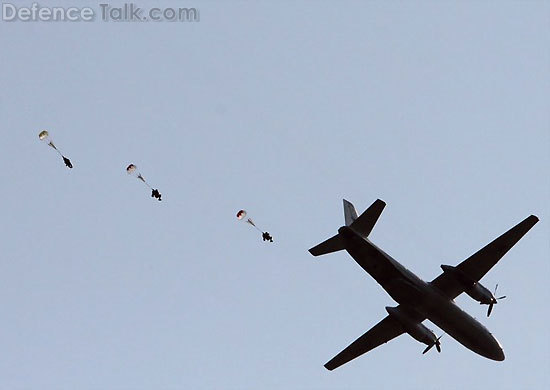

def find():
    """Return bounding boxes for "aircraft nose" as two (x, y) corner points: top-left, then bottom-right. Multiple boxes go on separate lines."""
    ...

(486, 338), (505, 361)
(493, 348), (505, 361)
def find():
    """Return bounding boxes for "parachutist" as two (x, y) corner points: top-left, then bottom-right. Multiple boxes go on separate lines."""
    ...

(237, 209), (271, 240)
(151, 189), (162, 201)
(62, 156), (73, 168)
(39, 130), (73, 169)
(127, 164), (162, 200)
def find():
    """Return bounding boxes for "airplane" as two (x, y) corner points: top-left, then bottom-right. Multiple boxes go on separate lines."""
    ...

(309, 199), (538, 370)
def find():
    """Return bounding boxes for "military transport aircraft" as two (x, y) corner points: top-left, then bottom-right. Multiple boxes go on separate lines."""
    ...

(309, 199), (538, 370)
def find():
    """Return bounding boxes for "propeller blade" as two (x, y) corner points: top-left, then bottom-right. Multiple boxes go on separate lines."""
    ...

(422, 344), (434, 354)
(488, 284), (506, 317)
(435, 334), (443, 353)
(423, 334), (443, 354)
(487, 303), (494, 317)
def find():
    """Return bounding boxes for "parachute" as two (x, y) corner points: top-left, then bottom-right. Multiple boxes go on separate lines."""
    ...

(38, 130), (73, 168)
(126, 163), (137, 174)
(236, 209), (273, 242)
(236, 209), (259, 230)
(126, 163), (162, 201)
(126, 163), (148, 185)
(38, 130), (51, 142)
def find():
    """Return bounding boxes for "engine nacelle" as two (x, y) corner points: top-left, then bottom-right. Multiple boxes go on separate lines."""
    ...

(465, 282), (495, 305)
(440, 264), (495, 305)
(385, 306), (437, 346)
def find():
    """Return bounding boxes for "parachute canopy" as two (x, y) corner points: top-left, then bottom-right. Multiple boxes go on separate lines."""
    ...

(38, 130), (49, 140)
(126, 164), (138, 174)
(236, 210), (247, 220)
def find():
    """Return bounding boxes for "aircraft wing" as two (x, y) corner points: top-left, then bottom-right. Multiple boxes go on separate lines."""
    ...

(430, 215), (539, 300)
(324, 314), (405, 370)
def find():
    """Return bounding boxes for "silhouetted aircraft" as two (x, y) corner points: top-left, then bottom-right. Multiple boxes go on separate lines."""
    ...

(309, 199), (538, 370)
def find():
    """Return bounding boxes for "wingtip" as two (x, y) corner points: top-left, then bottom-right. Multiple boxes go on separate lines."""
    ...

(375, 199), (386, 206)
(523, 215), (539, 229)
(529, 215), (539, 223)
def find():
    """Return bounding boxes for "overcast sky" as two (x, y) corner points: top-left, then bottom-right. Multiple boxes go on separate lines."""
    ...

(0, 1), (548, 389)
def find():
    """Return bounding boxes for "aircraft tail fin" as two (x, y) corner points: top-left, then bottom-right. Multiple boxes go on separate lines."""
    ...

(343, 199), (358, 226)
(309, 234), (344, 256)
(309, 199), (386, 256)
(348, 199), (386, 237)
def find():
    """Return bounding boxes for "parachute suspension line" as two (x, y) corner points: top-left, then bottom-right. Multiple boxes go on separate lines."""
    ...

(248, 220), (262, 232)
(49, 142), (61, 153)
(137, 174), (152, 188)
(48, 144), (63, 157)
(50, 144), (67, 160)
(237, 210), (265, 233)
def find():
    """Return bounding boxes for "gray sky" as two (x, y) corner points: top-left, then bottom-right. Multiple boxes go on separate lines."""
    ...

(0, 1), (548, 389)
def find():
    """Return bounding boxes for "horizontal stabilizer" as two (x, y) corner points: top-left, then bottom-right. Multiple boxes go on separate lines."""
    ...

(309, 234), (344, 256)
(350, 199), (386, 237)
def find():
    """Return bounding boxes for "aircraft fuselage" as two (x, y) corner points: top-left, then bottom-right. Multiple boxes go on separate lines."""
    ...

(337, 226), (505, 361)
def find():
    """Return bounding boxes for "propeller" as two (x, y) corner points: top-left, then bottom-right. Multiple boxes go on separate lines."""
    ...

(487, 284), (507, 317)
(422, 334), (443, 354)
